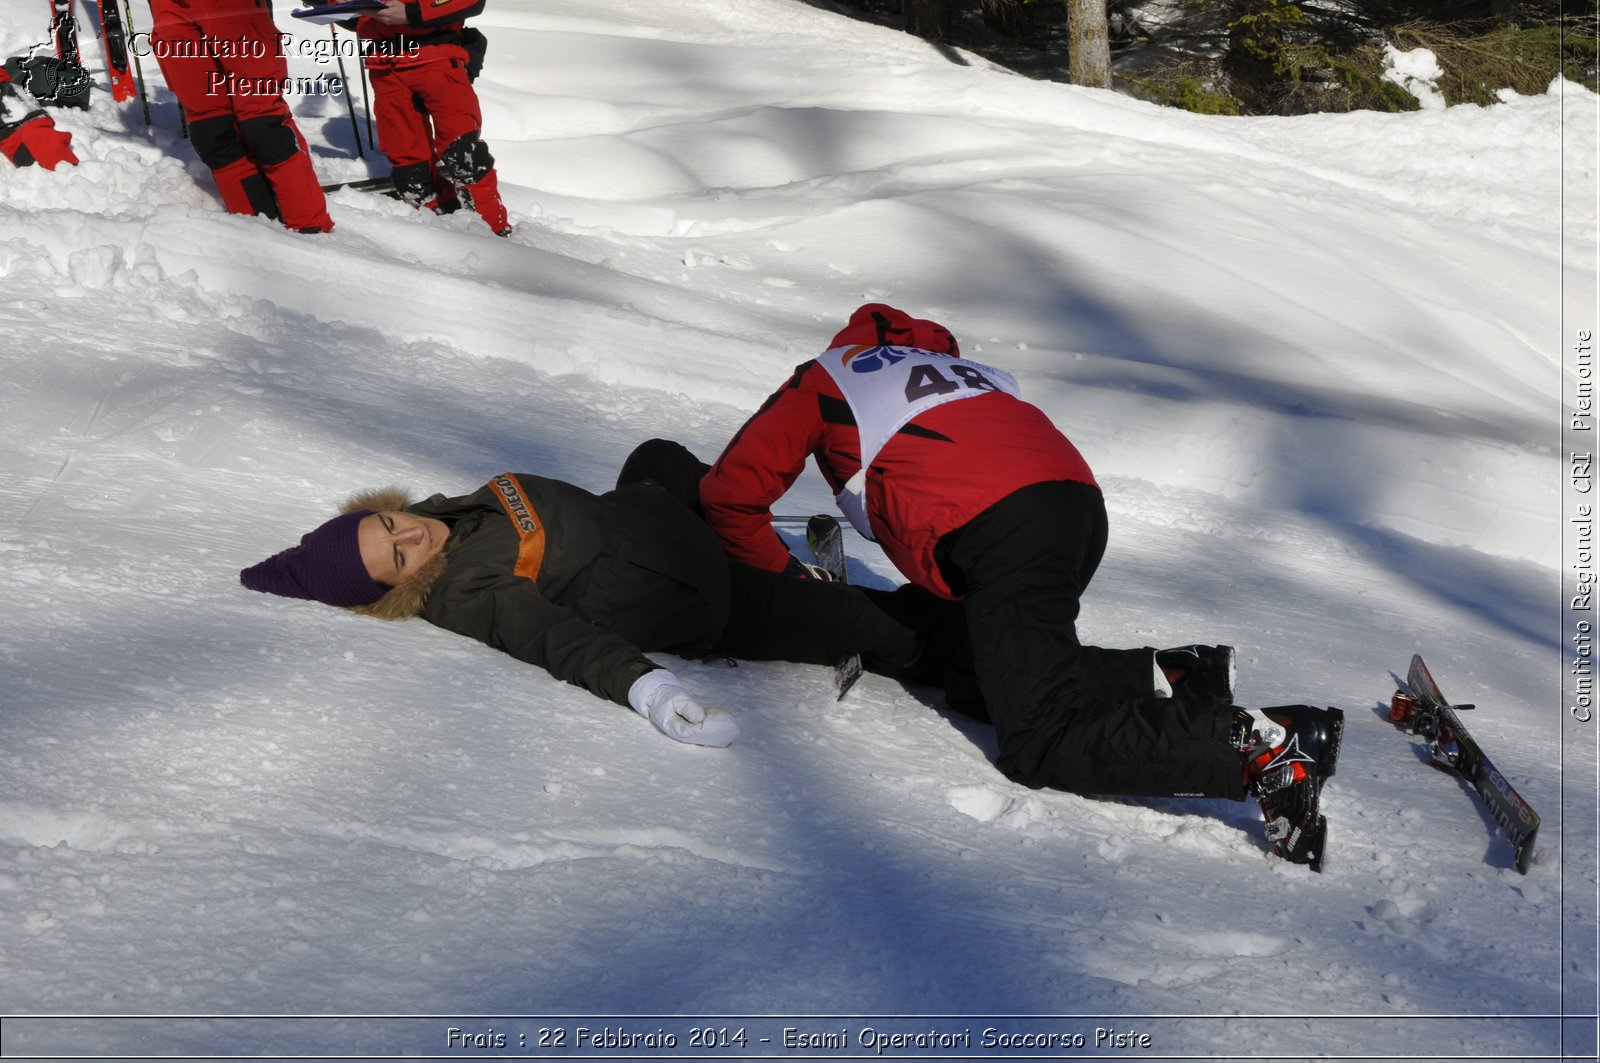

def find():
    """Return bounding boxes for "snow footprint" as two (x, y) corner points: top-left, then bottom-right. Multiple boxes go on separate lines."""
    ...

(946, 785), (1047, 830)
(0, 803), (135, 853)
(1363, 896), (1436, 936)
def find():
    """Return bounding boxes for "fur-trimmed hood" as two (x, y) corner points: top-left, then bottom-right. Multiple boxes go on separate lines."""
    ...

(339, 487), (448, 621)
(329, 468), (737, 707)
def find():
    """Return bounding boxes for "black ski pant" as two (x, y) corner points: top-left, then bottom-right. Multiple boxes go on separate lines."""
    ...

(617, 438), (919, 676)
(935, 480), (1245, 801)
(711, 561), (917, 674)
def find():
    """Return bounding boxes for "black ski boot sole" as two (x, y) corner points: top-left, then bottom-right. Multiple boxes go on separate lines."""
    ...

(1304, 814), (1327, 873)
(1265, 810), (1328, 872)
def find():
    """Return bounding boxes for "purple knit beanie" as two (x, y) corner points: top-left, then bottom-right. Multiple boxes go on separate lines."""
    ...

(239, 509), (388, 607)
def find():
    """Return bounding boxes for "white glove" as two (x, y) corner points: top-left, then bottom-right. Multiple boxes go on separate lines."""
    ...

(627, 669), (740, 747)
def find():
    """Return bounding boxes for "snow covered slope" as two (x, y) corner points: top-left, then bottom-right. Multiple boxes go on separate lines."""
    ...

(0, 0), (1594, 1057)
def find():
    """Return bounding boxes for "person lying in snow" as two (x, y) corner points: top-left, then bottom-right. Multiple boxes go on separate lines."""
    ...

(239, 441), (922, 747)
(696, 302), (1344, 868)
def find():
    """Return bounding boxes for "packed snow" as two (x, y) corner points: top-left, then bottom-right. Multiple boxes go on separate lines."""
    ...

(1382, 45), (1448, 112)
(1, 0), (1596, 1058)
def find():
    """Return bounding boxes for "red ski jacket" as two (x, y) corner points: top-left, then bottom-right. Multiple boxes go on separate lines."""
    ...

(349, 0), (484, 66)
(700, 304), (1097, 599)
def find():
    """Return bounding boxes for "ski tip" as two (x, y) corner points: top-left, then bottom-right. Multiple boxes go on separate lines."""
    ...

(807, 516), (844, 566)
(805, 512), (838, 540)
(1408, 654), (1446, 704)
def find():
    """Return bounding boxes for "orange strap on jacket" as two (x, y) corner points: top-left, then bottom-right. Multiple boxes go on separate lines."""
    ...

(489, 473), (546, 582)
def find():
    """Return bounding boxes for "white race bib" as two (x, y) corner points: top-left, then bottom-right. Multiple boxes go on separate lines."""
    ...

(816, 344), (1020, 539)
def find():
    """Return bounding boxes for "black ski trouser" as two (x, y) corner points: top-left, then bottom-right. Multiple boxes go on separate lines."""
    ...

(711, 561), (918, 674)
(616, 438), (712, 515)
(936, 480), (1245, 801)
(617, 438), (919, 675)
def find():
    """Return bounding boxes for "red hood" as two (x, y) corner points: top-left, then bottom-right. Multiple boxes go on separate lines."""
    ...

(829, 303), (960, 358)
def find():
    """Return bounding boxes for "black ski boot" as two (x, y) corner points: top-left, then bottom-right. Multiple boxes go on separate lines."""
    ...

(1239, 705), (1344, 784)
(1236, 705), (1344, 871)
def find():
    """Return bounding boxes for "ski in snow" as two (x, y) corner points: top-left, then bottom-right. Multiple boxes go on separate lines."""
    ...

(805, 514), (864, 701)
(1388, 653), (1540, 873)
(321, 174), (398, 196)
(48, 0), (83, 68)
(35, 0), (92, 107)
(92, 0), (136, 102)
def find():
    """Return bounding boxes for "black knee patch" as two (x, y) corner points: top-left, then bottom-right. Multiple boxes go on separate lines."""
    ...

(187, 114), (248, 171)
(390, 161), (434, 206)
(439, 131), (493, 185)
(240, 171), (280, 219)
(237, 113), (299, 167)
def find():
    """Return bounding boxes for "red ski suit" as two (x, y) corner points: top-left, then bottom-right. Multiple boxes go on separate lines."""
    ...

(701, 305), (1245, 804)
(148, 0), (333, 232)
(700, 303), (1097, 599)
(348, 0), (508, 233)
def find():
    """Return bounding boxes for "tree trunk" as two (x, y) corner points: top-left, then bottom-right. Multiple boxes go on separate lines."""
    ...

(983, 0), (1029, 38)
(903, 0), (954, 40)
(1066, 0), (1112, 88)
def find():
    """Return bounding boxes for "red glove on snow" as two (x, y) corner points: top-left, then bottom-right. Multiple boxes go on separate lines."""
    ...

(0, 71), (79, 170)
(1, 114), (78, 169)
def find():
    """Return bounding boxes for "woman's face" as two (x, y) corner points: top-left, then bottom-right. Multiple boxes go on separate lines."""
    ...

(357, 511), (449, 586)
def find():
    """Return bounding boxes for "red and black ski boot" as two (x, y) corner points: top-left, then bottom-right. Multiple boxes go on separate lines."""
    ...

(1237, 705), (1344, 870)
(1241, 705), (1343, 784)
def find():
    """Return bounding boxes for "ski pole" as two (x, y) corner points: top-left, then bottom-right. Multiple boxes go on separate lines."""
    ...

(141, 0), (184, 136)
(358, 52), (374, 152)
(330, 25), (362, 157)
(122, 0), (151, 125)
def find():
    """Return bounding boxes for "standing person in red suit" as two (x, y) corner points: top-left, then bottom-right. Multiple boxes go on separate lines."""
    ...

(340, 0), (510, 236)
(697, 302), (1344, 869)
(148, 0), (334, 233)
